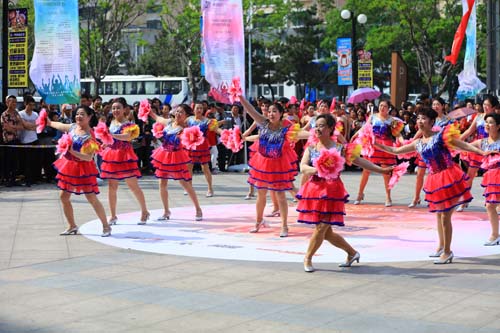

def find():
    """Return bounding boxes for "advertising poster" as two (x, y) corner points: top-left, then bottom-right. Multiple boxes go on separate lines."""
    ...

(8, 8), (29, 88)
(337, 38), (352, 86)
(29, 0), (80, 104)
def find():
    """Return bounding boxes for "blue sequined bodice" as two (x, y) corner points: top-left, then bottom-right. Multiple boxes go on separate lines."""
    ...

(481, 138), (500, 168)
(416, 131), (454, 174)
(186, 117), (209, 135)
(162, 124), (183, 151)
(258, 122), (288, 158)
(108, 121), (132, 149)
(476, 116), (487, 139)
(371, 116), (393, 139)
(436, 116), (452, 128)
(69, 124), (90, 153)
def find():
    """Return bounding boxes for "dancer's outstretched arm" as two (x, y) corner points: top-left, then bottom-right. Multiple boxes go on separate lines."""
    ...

(239, 95), (266, 125)
(374, 140), (417, 155)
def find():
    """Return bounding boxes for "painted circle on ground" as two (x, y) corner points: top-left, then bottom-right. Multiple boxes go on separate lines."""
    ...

(79, 204), (499, 263)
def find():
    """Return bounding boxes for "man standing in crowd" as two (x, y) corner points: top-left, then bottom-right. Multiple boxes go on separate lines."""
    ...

(18, 96), (40, 187)
(0, 95), (24, 186)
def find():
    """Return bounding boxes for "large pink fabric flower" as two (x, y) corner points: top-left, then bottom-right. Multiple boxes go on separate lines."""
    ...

(355, 122), (375, 157)
(138, 100), (151, 122)
(93, 121), (114, 145)
(220, 127), (243, 153)
(389, 161), (409, 189)
(36, 109), (47, 133)
(181, 126), (204, 149)
(228, 77), (243, 104)
(299, 99), (306, 111)
(313, 148), (345, 180)
(152, 123), (165, 139)
(56, 133), (73, 155)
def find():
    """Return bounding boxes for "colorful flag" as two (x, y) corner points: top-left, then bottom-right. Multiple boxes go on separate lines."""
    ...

(202, 0), (245, 103)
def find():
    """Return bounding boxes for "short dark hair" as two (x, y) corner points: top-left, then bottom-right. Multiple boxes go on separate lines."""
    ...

(485, 113), (500, 125)
(417, 107), (437, 121)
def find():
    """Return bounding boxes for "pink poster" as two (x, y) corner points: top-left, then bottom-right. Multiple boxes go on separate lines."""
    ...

(202, 0), (245, 103)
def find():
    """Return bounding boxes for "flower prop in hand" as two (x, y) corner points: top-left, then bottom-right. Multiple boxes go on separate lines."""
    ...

(355, 123), (375, 157)
(220, 127), (243, 153)
(94, 121), (114, 145)
(138, 100), (151, 122)
(289, 96), (298, 105)
(345, 143), (362, 166)
(388, 161), (409, 189)
(181, 126), (204, 149)
(56, 133), (73, 155)
(152, 122), (165, 139)
(36, 108), (47, 134)
(228, 77), (243, 104)
(313, 148), (345, 180)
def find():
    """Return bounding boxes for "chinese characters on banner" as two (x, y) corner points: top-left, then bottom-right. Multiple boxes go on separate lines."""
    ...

(29, 0), (80, 104)
(357, 49), (373, 88)
(8, 8), (29, 88)
(337, 38), (352, 86)
(202, 0), (245, 103)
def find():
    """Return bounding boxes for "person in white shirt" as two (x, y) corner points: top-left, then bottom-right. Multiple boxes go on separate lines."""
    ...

(18, 95), (39, 186)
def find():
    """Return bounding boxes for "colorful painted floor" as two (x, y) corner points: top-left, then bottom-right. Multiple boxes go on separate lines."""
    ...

(80, 203), (498, 263)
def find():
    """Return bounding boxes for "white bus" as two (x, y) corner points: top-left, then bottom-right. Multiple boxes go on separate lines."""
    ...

(80, 75), (189, 105)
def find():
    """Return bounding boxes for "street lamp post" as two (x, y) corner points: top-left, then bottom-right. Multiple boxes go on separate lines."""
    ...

(340, 9), (367, 91)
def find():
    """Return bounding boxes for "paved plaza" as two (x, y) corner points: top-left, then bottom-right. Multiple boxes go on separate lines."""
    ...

(1, 171), (500, 332)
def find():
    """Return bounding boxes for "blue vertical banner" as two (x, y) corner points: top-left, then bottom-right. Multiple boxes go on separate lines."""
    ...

(29, 0), (80, 104)
(337, 38), (352, 86)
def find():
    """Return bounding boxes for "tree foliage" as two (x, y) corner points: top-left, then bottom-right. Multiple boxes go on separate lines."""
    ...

(79, 0), (148, 96)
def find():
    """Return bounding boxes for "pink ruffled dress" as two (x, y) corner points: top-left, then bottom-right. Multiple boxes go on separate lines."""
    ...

(416, 124), (472, 212)
(480, 138), (500, 204)
(366, 115), (403, 166)
(150, 124), (192, 181)
(185, 116), (216, 164)
(100, 121), (142, 180)
(461, 115), (488, 169)
(296, 144), (349, 225)
(53, 124), (100, 195)
(247, 121), (299, 191)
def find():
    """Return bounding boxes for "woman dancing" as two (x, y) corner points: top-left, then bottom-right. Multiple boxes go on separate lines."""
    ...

(100, 98), (150, 225)
(299, 114), (392, 272)
(48, 106), (111, 237)
(375, 108), (489, 264)
(458, 95), (499, 211)
(468, 113), (500, 245)
(186, 102), (219, 197)
(150, 104), (203, 221)
(239, 95), (300, 237)
(409, 97), (453, 208)
(350, 99), (403, 206)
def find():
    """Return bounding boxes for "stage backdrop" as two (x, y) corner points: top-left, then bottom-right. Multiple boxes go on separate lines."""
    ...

(202, 0), (245, 103)
(29, 0), (80, 104)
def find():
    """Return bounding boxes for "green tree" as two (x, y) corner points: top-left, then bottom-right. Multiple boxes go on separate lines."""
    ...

(322, 0), (486, 99)
(275, 3), (330, 99)
(79, 0), (148, 96)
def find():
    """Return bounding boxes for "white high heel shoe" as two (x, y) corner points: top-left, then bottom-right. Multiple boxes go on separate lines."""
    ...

(429, 248), (444, 257)
(353, 194), (364, 205)
(484, 236), (500, 246)
(137, 212), (150, 225)
(339, 252), (360, 267)
(304, 258), (315, 273)
(408, 199), (421, 208)
(434, 251), (454, 264)
(60, 226), (78, 236)
(249, 220), (270, 233)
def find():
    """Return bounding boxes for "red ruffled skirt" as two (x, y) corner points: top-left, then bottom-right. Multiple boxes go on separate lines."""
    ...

(53, 156), (99, 195)
(481, 169), (500, 204)
(151, 147), (192, 181)
(100, 142), (141, 180)
(423, 164), (472, 212)
(188, 138), (211, 164)
(296, 176), (349, 225)
(460, 151), (483, 169)
(248, 144), (298, 191)
(368, 137), (397, 166)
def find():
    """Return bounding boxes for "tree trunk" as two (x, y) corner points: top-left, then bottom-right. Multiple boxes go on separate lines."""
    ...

(94, 77), (102, 98)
